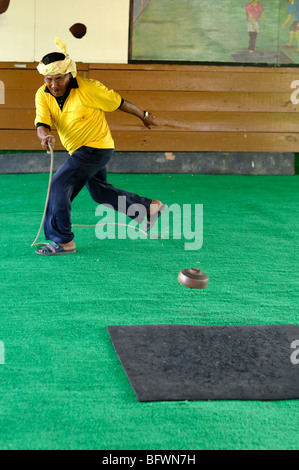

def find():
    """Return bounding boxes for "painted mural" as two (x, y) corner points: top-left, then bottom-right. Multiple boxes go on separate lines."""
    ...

(131, 0), (299, 65)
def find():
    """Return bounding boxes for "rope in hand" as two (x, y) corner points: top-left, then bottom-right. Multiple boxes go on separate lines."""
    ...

(31, 145), (162, 247)
(31, 144), (55, 247)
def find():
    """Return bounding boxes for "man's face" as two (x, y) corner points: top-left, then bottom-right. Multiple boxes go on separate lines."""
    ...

(44, 73), (71, 97)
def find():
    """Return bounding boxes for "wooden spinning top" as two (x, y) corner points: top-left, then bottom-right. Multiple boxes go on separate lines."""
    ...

(0, 0), (10, 15)
(69, 23), (87, 39)
(178, 267), (209, 289)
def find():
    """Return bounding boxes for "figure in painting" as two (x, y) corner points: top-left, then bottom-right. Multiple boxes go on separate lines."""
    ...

(282, 0), (299, 52)
(245, 0), (267, 53)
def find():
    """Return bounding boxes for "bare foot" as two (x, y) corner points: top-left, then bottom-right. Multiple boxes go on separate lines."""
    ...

(148, 200), (163, 216)
(59, 241), (76, 251)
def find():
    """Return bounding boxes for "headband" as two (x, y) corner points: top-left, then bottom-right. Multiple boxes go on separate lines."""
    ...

(37, 37), (77, 78)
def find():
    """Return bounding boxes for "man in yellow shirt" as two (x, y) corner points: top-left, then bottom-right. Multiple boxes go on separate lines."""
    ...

(35, 38), (166, 256)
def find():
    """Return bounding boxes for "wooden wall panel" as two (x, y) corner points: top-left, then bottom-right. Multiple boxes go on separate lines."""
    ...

(1, 129), (298, 153)
(108, 111), (299, 133)
(115, 91), (297, 113)
(4, 108), (299, 133)
(0, 63), (299, 152)
(111, 131), (299, 152)
(0, 130), (64, 150)
(89, 69), (298, 92)
(0, 109), (35, 128)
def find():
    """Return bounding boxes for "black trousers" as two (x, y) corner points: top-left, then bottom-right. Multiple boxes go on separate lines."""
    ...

(44, 146), (152, 243)
(248, 32), (258, 50)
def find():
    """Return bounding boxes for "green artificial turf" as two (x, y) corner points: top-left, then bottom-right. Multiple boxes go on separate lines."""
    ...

(0, 172), (298, 450)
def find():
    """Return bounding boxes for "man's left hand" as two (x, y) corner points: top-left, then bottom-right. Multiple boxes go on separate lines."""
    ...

(142, 112), (158, 129)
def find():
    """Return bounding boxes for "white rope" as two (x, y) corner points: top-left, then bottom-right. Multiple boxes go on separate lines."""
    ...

(31, 146), (161, 247)
(31, 144), (55, 247)
(72, 222), (161, 238)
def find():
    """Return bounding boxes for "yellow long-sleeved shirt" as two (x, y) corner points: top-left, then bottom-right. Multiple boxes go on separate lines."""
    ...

(35, 76), (122, 154)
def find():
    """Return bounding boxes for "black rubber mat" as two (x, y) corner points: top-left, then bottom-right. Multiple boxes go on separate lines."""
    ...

(107, 324), (299, 402)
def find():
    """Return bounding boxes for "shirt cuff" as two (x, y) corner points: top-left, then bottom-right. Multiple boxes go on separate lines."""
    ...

(117, 98), (124, 109)
(36, 122), (51, 131)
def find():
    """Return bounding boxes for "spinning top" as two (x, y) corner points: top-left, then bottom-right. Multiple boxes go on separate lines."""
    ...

(0, 0), (10, 15)
(178, 267), (209, 289)
(69, 23), (87, 39)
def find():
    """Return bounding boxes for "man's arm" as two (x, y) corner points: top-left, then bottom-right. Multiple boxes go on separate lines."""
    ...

(37, 125), (55, 151)
(118, 99), (158, 129)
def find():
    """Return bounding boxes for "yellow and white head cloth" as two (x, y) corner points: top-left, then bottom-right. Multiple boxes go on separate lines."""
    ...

(37, 37), (77, 78)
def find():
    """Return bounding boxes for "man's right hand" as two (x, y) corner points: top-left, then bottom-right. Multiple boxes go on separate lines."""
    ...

(41, 135), (55, 152)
